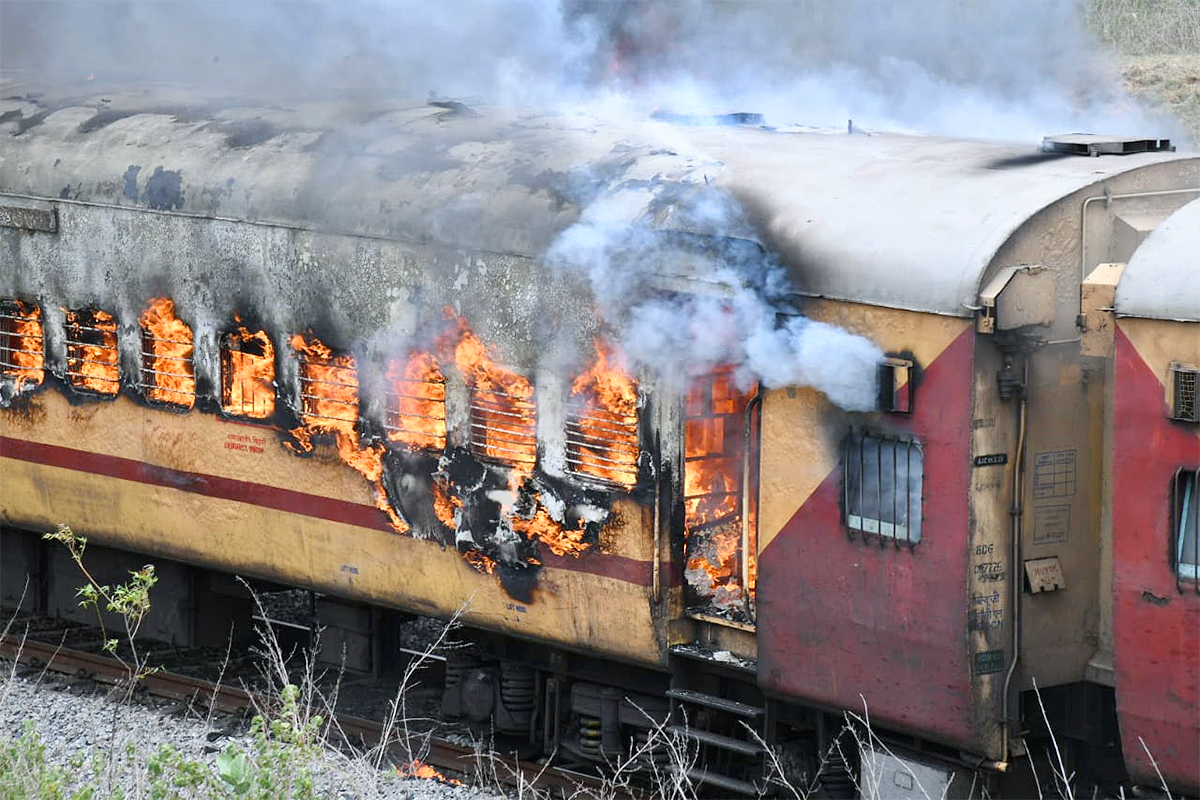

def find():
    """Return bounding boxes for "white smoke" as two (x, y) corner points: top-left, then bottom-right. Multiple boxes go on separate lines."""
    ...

(547, 190), (885, 411)
(0, 0), (1186, 144)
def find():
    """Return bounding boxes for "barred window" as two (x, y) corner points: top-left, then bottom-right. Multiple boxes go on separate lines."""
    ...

(1174, 469), (1199, 582)
(1170, 365), (1198, 423)
(469, 385), (537, 467)
(138, 297), (195, 409)
(0, 299), (45, 390)
(383, 352), (447, 451)
(844, 432), (923, 544)
(64, 308), (120, 397)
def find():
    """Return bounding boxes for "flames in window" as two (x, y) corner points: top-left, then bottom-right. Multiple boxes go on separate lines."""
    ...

(221, 318), (276, 419)
(453, 316), (537, 468)
(138, 297), (195, 408)
(384, 351), (447, 451)
(567, 340), (639, 489)
(0, 300), (45, 391)
(289, 332), (408, 533)
(64, 308), (120, 396)
(683, 367), (758, 623)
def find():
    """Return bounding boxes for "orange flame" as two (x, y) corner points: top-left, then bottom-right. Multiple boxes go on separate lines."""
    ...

(385, 351), (447, 451)
(568, 340), (639, 488)
(683, 367), (757, 616)
(1, 301), (45, 390)
(221, 317), (276, 419)
(397, 759), (462, 784)
(450, 312), (537, 468)
(138, 297), (195, 408)
(432, 481), (462, 530)
(290, 332), (409, 534)
(513, 499), (589, 557)
(64, 308), (120, 396)
(462, 548), (497, 574)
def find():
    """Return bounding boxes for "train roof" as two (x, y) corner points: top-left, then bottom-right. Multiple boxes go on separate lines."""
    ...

(1, 80), (1195, 318)
(1116, 197), (1200, 322)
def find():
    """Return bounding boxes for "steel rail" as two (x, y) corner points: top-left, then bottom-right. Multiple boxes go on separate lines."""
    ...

(0, 634), (613, 796)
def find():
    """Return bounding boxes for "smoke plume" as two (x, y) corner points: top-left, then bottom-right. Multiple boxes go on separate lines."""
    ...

(1, 0), (1179, 141)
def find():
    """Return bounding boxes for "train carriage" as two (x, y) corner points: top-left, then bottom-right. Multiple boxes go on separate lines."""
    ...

(1, 80), (1198, 794)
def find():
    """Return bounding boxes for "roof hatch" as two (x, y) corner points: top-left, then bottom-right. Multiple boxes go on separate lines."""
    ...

(1041, 134), (1175, 157)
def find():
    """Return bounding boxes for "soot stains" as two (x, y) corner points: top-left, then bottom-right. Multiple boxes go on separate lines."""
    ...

(122, 165), (141, 201)
(201, 118), (280, 149)
(144, 167), (184, 211)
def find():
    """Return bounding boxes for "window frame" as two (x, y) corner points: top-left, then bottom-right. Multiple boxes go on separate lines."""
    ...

(843, 430), (924, 548)
(1171, 468), (1199, 591)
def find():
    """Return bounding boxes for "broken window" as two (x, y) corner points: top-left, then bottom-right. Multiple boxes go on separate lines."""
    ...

(384, 351), (447, 451)
(0, 299), (45, 391)
(566, 342), (639, 489)
(1173, 469), (1199, 582)
(844, 432), (923, 544)
(138, 297), (195, 409)
(683, 366), (759, 624)
(220, 319), (276, 420)
(64, 308), (120, 397)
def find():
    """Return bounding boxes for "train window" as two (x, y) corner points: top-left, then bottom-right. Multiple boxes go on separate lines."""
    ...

(1173, 469), (1198, 581)
(566, 343), (639, 489)
(879, 357), (914, 414)
(1169, 365), (1198, 423)
(220, 318), (276, 420)
(64, 308), (120, 397)
(844, 432), (923, 545)
(0, 299), (45, 391)
(138, 297), (195, 409)
(383, 351), (447, 451)
(292, 333), (359, 430)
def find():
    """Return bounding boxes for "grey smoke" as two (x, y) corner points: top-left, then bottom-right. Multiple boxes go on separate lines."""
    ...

(0, 0), (1184, 142)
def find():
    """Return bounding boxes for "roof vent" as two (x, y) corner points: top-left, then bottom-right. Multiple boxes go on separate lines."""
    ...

(1041, 134), (1174, 157)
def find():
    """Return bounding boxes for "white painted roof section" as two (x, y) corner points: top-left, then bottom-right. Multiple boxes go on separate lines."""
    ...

(689, 128), (1194, 316)
(1117, 198), (1200, 322)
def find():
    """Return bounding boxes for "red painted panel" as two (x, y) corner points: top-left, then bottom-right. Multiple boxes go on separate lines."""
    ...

(1111, 328), (1200, 792)
(758, 329), (977, 749)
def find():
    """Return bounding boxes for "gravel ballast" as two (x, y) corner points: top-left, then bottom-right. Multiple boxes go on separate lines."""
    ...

(0, 664), (505, 799)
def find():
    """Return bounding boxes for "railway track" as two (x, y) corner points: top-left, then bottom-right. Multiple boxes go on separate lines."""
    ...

(0, 633), (615, 796)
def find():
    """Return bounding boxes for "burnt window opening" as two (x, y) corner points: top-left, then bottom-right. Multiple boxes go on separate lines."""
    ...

(292, 334), (360, 431)
(0, 299), (45, 391)
(1172, 469), (1199, 587)
(138, 298), (195, 409)
(683, 366), (759, 624)
(880, 357), (914, 414)
(220, 321), (276, 420)
(1170, 364), (1199, 423)
(566, 343), (640, 489)
(844, 432), (923, 545)
(469, 384), (538, 467)
(64, 308), (120, 397)
(384, 352), (447, 451)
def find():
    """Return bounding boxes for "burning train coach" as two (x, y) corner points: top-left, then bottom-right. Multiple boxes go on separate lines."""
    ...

(1, 83), (1198, 795)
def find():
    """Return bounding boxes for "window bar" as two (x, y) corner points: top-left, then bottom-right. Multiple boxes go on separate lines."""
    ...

(1192, 472), (1199, 594)
(892, 439), (901, 548)
(858, 434), (866, 539)
(906, 440), (916, 549)
(877, 436), (885, 548)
